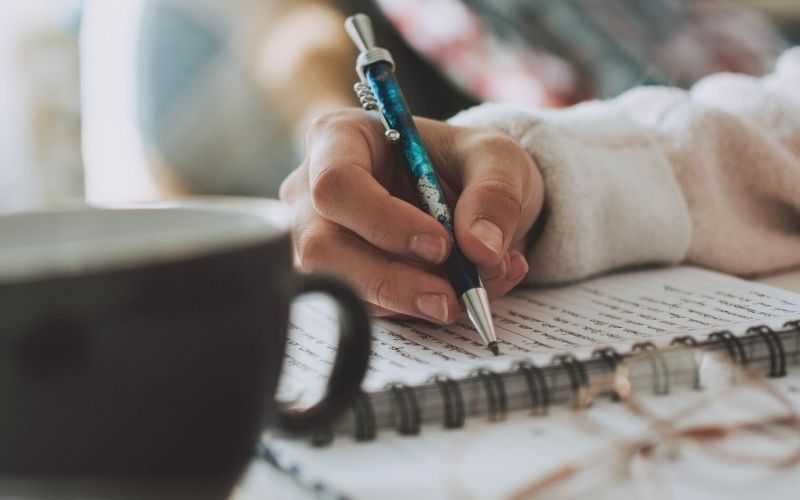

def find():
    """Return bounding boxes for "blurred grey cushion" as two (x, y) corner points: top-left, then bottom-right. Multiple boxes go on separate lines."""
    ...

(136, 0), (296, 196)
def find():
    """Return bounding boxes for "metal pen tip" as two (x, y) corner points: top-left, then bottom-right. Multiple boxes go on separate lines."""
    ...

(462, 288), (498, 356)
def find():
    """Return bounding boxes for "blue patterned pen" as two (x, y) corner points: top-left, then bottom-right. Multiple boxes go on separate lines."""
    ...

(345, 14), (499, 355)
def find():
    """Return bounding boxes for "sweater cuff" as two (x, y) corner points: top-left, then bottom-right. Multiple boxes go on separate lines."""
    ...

(450, 103), (691, 285)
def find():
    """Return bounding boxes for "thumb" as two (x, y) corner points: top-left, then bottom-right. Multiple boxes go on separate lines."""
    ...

(452, 134), (537, 268)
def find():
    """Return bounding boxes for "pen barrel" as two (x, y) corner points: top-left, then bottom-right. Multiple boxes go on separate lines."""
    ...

(364, 62), (482, 296)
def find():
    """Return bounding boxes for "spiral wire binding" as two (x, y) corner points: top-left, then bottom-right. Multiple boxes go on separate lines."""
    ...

(631, 342), (671, 396)
(553, 354), (589, 406)
(668, 335), (703, 389)
(473, 368), (508, 421)
(769, 325), (786, 376)
(592, 347), (623, 399)
(352, 392), (377, 442)
(514, 361), (550, 414)
(785, 320), (800, 330)
(670, 335), (699, 347)
(784, 320), (800, 365)
(389, 383), (422, 435)
(592, 347), (623, 372)
(293, 320), (800, 446)
(433, 376), (466, 429)
(748, 325), (787, 377)
(708, 330), (748, 365)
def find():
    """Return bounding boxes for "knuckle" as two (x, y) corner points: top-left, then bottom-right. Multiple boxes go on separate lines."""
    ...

(306, 109), (366, 142)
(278, 166), (303, 203)
(295, 229), (328, 270)
(278, 178), (291, 203)
(363, 263), (399, 310)
(462, 131), (533, 199)
(310, 165), (345, 213)
(364, 211), (392, 247)
(475, 178), (523, 216)
(306, 111), (342, 139)
(467, 131), (521, 155)
(367, 303), (393, 318)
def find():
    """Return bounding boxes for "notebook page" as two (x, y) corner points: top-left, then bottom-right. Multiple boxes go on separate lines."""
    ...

(278, 266), (800, 401)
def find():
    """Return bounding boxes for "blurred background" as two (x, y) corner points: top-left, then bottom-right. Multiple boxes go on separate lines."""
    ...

(1, 0), (799, 212)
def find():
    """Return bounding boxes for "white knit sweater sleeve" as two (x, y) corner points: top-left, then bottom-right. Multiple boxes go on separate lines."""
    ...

(449, 48), (800, 285)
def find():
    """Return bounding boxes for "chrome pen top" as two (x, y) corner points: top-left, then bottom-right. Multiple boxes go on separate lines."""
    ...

(345, 14), (394, 78)
(344, 13), (375, 53)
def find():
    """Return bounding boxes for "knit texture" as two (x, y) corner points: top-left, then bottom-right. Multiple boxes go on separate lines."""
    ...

(450, 48), (800, 285)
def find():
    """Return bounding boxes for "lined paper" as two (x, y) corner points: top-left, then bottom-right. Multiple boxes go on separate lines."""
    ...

(277, 266), (800, 401)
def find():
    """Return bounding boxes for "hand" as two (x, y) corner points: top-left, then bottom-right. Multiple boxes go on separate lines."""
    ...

(280, 109), (545, 323)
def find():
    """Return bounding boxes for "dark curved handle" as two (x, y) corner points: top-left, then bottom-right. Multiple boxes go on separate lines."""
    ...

(276, 274), (371, 433)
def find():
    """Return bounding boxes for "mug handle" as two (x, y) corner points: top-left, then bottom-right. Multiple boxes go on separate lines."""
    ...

(275, 273), (372, 433)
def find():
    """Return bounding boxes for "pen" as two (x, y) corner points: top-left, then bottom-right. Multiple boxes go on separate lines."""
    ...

(345, 13), (499, 356)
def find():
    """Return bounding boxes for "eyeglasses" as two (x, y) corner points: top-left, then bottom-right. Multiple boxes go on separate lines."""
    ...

(505, 347), (800, 500)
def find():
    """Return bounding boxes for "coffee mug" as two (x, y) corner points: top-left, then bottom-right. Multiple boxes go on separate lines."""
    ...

(0, 198), (370, 485)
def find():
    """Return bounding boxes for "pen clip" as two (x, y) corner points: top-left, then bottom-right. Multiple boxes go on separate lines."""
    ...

(353, 82), (400, 143)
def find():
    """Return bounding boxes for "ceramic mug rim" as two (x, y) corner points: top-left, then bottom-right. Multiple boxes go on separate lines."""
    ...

(0, 196), (290, 284)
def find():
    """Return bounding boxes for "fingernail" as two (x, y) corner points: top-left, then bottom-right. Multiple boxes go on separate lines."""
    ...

(506, 253), (529, 282)
(470, 218), (503, 255)
(415, 293), (449, 323)
(410, 234), (447, 264)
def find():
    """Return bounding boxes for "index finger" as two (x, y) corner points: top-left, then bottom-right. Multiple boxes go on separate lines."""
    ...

(305, 110), (452, 264)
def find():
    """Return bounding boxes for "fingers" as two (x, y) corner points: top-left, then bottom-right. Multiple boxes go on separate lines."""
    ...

(291, 200), (460, 324)
(313, 233), (459, 324)
(284, 110), (543, 322)
(312, 167), (450, 264)
(480, 251), (530, 300)
(304, 110), (452, 265)
(451, 133), (543, 268)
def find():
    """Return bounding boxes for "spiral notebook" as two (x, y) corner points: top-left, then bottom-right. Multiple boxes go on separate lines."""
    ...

(274, 266), (800, 442)
(253, 266), (800, 499)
